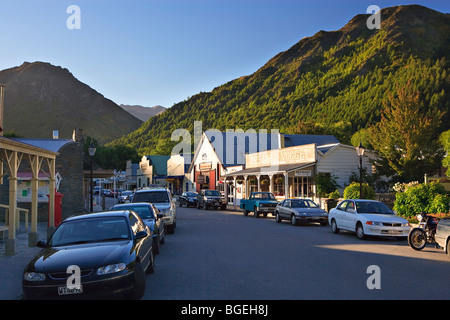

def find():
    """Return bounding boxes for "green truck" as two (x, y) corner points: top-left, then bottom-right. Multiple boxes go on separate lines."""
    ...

(240, 192), (279, 218)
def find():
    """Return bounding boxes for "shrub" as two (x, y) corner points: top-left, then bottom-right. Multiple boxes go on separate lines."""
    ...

(343, 182), (375, 200)
(393, 181), (450, 219)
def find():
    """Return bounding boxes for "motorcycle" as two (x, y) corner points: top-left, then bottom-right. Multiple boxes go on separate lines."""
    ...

(408, 212), (439, 251)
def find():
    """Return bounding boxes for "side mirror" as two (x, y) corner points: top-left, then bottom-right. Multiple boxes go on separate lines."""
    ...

(157, 213), (163, 220)
(135, 231), (148, 240)
(36, 240), (47, 248)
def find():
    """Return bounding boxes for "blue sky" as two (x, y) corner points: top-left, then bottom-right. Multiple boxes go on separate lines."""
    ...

(0, 0), (448, 109)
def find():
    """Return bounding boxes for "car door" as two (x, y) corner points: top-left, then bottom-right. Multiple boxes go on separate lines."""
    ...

(280, 200), (290, 219)
(332, 200), (347, 229)
(130, 212), (152, 270)
(342, 200), (357, 231)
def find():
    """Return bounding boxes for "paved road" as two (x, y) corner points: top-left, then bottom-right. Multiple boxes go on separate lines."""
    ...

(142, 206), (449, 300)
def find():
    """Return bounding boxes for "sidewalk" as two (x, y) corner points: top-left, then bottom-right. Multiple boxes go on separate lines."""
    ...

(0, 222), (47, 300)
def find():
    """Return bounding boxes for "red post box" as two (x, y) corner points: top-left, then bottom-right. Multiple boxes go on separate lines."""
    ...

(47, 191), (63, 227)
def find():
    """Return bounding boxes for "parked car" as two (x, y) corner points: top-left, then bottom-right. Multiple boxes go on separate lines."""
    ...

(240, 192), (278, 218)
(434, 218), (450, 259)
(22, 211), (154, 300)
(118, 190), (133, 203)
(110, 202), (165, 254)
(179, 192), (198, 207)
(197, 189), (227, 210)
(275, 199), (328, 226)
(328, 199), (410, 240)
(132, 188), (177, 234)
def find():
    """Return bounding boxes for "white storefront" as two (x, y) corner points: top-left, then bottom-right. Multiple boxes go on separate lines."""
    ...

(186, 131), (375, 208)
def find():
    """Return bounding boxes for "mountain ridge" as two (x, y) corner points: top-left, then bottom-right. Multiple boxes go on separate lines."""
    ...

(0, 61), (143, 143)
(109, 4), (449, 155)
(119, 104), (166, 122)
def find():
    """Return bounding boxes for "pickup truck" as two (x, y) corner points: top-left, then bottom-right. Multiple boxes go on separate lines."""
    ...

(240, 192), (279, 218)
(435, 218), (450, 259)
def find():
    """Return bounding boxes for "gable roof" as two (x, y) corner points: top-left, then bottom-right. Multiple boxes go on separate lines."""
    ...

(204, 131), (281, 167)
(11, 138), (75, 153)
(144, 155), (170, 176)
(284, 134), (339, 148)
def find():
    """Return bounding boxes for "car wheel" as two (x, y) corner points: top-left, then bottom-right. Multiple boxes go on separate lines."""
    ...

(167, 224), (175, 234)
(275, 212), (281, 223)
(290, 214), (297, 226)
(330, 219), (339, 234)
(146, 250), (155, 274)
(153, 236), (160, 254)
(130, 262), (146, 299)
(446, 238), (450, 260)
(356, 222), (366, 240)
(160, 228), (165, 244)
(243, 206), (248, 216)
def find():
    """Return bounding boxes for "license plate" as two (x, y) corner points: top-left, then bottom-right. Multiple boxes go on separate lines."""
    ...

(58, 286), (83, 295)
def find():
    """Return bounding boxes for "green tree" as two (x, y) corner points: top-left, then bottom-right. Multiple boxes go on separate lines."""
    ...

(369, 82), (445, 181)
(84, 136), (139, 170)
(440, 129), (450, 176)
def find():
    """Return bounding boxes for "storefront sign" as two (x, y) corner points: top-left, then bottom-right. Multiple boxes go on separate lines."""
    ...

(199, 162), (212, 171)
(294, 170), (312, 177)
(246, 144), (316, 168)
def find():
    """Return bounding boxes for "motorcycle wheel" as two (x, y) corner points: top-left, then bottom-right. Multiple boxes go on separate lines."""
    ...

(408, 228), (427, 251)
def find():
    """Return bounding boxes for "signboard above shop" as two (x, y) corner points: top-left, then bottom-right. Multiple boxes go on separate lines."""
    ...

(246, 144), (316, 169)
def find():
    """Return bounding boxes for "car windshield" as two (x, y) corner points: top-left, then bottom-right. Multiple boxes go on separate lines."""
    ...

(356, 201), (394, 214)
(186, 192), (198, 197)
(111, 205), (154, 220)
(121, 191), (132, 196)
(205, 190), (221, 196)
(291, 199), (319, 208)
(134, 191), (169, 203)
(253, 193), (275, 200)
(49, 217), (130, 246)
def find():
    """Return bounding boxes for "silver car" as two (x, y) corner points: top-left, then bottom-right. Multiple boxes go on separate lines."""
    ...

(275, 199), (328, 226)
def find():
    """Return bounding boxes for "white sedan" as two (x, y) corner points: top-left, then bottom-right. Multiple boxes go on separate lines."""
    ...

(328, 199), (410, 240)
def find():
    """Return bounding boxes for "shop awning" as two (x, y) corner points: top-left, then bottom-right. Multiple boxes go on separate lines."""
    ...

(224, 162), (315, 177)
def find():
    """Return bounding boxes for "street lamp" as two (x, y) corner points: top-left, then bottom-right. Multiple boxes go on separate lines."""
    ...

(88, 142), (96, 212)
(356, 142), (365, 199)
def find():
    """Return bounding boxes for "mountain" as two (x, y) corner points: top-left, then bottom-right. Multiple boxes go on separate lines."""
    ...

(110, 5), (449, 155)
(0, 62), (143, 143)
(119, 104), (166, 122)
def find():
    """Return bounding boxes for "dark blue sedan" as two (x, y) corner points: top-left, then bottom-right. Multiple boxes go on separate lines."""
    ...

(110, 202), (166, 254)
(22, 211), (154, 300)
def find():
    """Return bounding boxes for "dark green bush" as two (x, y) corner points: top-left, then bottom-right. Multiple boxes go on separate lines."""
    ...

(343, 182), (375, 200)
(393, 181), (450, 219)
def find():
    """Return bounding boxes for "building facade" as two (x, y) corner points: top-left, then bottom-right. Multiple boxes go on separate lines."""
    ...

(186, 131), (375, 208)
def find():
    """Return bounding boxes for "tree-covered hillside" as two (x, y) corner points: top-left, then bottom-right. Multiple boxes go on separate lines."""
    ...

(109, 5), (449, 155)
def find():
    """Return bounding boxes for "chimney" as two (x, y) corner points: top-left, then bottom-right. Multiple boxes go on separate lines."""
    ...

(72, 128), (83, 142)
(0, 84), (4, 136)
